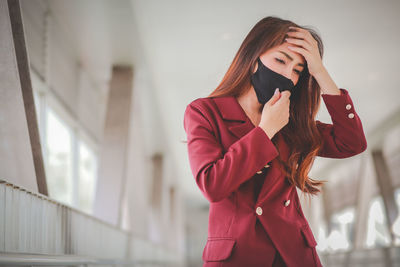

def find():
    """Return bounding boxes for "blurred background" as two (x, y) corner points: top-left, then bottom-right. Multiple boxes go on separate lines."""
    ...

(0, 0), (399, 266)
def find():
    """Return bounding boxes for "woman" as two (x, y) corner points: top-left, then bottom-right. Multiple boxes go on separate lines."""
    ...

(183, 16), (367, 267)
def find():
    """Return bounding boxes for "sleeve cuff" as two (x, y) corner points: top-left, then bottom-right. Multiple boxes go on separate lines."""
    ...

(320, 88), (355, 119)
(254, 126), (279, 159)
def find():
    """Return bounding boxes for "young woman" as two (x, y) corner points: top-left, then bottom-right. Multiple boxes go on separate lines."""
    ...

(183, 16), (367, 267)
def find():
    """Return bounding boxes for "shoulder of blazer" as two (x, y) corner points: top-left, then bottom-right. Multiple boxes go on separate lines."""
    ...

(187, 96), (224, 122)
(184, 97), (218, 132)
(189, 96), (247, 122)
(188, 97), (215, 113)
(185, 96), (248, 130)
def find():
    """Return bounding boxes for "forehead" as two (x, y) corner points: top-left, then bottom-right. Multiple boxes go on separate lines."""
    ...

(265, 43), (305, 64)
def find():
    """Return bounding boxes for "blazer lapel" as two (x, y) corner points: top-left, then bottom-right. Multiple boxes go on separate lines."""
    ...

(212, 96), (289, 204)
(212, 96), (255, 139)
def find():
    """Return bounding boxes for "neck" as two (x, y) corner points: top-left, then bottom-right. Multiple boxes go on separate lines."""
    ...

(236, 86), (263, 118)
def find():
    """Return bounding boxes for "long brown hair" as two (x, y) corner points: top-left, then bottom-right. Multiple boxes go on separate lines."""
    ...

(208, 16), (327, 196)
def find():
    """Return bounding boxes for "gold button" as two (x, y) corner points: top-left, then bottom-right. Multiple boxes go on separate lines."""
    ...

(348, 113), (354, 119)
(256, 207), (263, 215)
(256, 170), (262, 174)
(346, 104), (352, 110)
(284, 200), (291, 207)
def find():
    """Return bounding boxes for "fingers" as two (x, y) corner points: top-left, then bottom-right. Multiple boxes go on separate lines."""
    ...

(274, 91), (290, 111)
(280, 90), (291, 99)
(287, 26), (317, 47)
(270, 90), (290, 107)
(287, 45), (310, 58)
(285, 37), (312, 52)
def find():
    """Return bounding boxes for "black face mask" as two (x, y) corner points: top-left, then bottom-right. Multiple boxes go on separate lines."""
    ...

(250, 57), (295, 104)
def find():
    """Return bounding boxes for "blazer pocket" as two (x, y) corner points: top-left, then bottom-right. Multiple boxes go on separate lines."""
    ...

(202, 237), (236, 262)
(300, 224), (317, 247)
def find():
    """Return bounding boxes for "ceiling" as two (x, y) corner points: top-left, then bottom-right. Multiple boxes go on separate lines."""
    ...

(50, 0), (400, 208)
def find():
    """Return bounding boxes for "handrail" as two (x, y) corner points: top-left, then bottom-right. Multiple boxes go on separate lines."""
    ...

(0, 179), (181, 265)
(0, 252), (176, 266)
(319, 245), (400, 266)
(0, 179), (129, 233)
(0, 252), (128, 265)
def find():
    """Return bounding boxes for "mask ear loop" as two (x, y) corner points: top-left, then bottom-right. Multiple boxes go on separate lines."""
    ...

(251, 57), (262, 76)
(256, 57), (264, 69)
(254, 57), (262, 71)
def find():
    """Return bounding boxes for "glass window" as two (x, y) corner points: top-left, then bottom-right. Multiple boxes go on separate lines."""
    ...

(392, 187), (400, 246)
(328, 206), (355, 251)
(366, 195), (391, 247)
(45, 107), (73, 205)
(316, 221), (328, 252)
(78, 140), (98, 214)
(31, 73), (98, 214)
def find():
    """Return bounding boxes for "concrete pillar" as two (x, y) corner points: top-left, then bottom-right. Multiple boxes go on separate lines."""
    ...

(353, 154), (372, 249)
(321, 184), (333, 234)
(0, 0), (47, 194)
(150, 153), (164, 210)
(93, 66), (133, 225)
(148, 153), (164, 242)
(372, 149), (399, 244)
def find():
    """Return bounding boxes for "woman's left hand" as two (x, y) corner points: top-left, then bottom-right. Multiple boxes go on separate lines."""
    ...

(285, 26), (325, 77)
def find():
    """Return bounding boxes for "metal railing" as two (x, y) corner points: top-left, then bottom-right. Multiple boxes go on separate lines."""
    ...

(0, 180), (183, 266)
(0, 252), (180, 266)
(320, 246), (400, 267)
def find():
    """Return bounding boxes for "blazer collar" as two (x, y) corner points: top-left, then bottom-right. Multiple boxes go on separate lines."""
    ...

(212, 96), (254, 139)
(212, 96), (247, 122)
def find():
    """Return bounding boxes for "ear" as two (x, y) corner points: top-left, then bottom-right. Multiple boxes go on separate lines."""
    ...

(252, 60), (258, 74)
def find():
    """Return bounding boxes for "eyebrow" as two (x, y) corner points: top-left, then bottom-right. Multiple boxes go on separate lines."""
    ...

(278, 51), (305, 67)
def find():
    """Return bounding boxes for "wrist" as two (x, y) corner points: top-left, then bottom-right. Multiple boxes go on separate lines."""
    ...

(313, 67), (341, 95)
(312, 65), (327, 79)
(259, 125), (275, 139)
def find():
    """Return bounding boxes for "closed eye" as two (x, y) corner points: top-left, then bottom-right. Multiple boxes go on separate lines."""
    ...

(275, 58), (302, 75)
(275, 58), (285, 64)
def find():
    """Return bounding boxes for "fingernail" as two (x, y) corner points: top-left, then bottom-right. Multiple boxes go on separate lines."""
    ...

(275, 88), (279, 94)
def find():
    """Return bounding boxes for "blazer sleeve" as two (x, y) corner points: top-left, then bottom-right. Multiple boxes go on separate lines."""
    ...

(316, 88), (367, 158)
(183, 101), (279, 203)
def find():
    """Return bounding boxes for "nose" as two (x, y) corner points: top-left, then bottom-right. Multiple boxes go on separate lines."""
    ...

(281, 68), (297, 86)
(282, 68), (293, 82)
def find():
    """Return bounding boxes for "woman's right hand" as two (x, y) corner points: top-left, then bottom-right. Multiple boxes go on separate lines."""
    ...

(259, 88), (291, 139)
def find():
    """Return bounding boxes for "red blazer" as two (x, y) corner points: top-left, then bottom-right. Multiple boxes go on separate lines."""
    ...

(183, 88), (367, 267)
